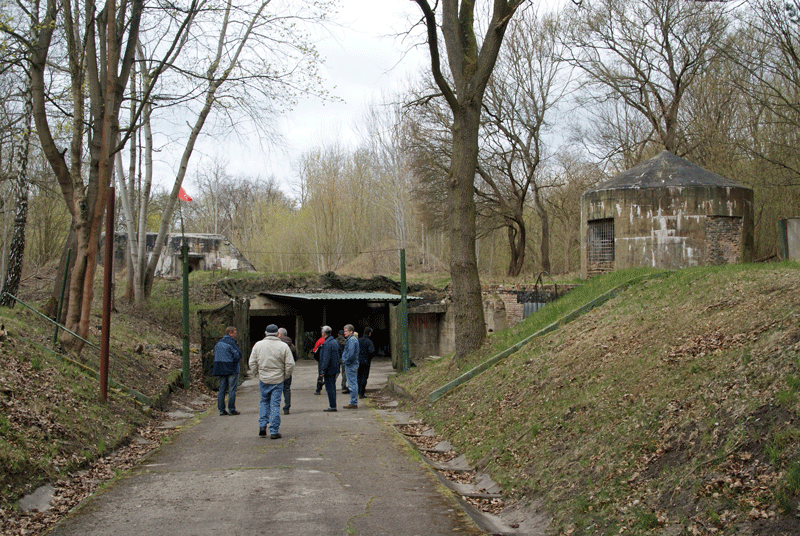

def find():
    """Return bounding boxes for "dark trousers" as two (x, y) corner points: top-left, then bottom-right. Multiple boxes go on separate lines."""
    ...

(357, 360), (371, 397)
(282, 376), (292, 410)
(324, 373), (338, 409)
(315, 374), (324, 393)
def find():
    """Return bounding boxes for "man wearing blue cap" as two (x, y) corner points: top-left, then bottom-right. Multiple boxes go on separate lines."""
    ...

(249, 324), (294, 439)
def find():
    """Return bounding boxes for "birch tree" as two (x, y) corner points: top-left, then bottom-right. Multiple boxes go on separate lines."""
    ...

(0, 63), (33, 305)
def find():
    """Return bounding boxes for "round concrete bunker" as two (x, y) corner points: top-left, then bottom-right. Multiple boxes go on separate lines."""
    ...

(580, 151), (754, 278)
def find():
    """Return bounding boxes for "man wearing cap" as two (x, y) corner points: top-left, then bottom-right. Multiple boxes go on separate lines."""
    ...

(249, 324), (294, 439)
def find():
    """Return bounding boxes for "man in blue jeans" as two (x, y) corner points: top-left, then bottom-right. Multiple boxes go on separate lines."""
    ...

(341, 324), (360, 409)
(212, 326), (242, 416)
(249, 324), (294, 439)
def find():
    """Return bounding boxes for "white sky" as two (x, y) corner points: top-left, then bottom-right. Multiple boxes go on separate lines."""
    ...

(177, 0), (568, 198)
(182, 0), (429, 196)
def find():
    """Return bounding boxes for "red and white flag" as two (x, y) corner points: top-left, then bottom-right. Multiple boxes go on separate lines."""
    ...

(178, 187), (192, 202)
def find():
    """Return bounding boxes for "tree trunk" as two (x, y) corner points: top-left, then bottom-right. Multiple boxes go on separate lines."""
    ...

(533, 188), (550, 274)
(506, 217), (526, 277)
(0, 72), (33, 307)
(450, 104), (486, 358)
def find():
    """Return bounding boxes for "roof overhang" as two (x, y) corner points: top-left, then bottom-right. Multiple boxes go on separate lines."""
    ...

(264, 292), (422, 303)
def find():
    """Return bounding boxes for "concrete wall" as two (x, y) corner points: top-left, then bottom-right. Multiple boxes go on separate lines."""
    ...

(483, 295), (508, 334)
(109, 233), (255, 277)
(409, 310), (444, 360)
(788, 218), (800, 261)
(581, 185), (754, 278)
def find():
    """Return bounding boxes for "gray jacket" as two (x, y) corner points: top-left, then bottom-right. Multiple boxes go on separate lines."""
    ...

(248, 335), (295, 385)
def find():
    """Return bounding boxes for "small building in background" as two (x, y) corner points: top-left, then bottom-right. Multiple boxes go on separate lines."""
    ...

(106, 232), (256, 278)
(580, 151), (754, 278)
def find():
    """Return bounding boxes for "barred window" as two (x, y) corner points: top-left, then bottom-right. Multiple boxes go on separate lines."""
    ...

(588, 219), (614, 264)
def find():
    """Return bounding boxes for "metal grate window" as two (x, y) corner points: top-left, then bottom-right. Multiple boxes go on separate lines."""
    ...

(587, 218), (614, 264)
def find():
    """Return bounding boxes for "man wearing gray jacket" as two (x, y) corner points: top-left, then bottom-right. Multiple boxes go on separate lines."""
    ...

(249, 324), (294, 439)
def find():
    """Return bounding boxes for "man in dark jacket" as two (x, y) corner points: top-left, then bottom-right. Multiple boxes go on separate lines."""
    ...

(318, 326), (341, 412)
(213, 326), (242, 416)
(357, 327), (376, 399)
(278, 327), (298, 415)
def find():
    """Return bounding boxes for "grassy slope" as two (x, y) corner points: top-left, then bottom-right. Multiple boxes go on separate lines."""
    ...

(395, 264), (800, 535)
(0, 273), (227, 514)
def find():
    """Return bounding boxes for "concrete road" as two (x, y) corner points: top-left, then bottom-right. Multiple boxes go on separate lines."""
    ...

(46, 358), (483, 536)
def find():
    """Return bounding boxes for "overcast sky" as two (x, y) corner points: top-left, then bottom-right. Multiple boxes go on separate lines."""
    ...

(182, 1), (429, 196)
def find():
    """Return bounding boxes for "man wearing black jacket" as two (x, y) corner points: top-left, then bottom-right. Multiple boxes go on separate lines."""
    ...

(318, 326), (341, 412)
(357, 327), (376, 399)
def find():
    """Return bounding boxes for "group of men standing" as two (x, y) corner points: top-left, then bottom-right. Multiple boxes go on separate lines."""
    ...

(213, 322), (376, 439)
(314, 324), (375, 411)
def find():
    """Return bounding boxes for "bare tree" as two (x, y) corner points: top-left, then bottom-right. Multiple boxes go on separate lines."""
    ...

(564, 0), (731, 160)
(114, 0), (332, 302)
(411, 0), (528, 359)
(297, 144), (351, 272)
(19, 0), (149, 349)
(477, 8), (570, 276)
(545, 150), (604, 274)
(362, 101), (416, 250)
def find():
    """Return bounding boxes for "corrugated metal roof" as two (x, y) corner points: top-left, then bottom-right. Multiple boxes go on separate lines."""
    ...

(265, 292), (422, 301)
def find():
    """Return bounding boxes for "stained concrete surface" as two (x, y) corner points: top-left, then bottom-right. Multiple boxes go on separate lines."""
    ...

(45, 358), (484, 536)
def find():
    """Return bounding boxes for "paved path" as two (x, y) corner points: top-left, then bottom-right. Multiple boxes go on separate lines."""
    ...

(46, 358), (483, 536)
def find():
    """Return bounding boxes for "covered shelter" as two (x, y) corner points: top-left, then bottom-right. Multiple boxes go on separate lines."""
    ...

(198, 287), (427, 387)
(581, 151), (754, 278)
(248, 291), (422, 359)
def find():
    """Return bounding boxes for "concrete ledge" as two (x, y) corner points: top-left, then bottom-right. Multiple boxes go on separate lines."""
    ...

(387, 373), (410, 398)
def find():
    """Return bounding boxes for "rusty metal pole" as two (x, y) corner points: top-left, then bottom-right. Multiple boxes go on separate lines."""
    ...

(100, 187), (115, 403)
(400, 249), (409, 372)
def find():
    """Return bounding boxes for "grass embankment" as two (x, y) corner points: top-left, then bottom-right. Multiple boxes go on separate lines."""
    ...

(394, 264), (800, 535)
(0, 274), (227, 516)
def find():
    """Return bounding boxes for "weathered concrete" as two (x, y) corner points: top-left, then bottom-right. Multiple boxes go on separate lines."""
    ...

(580, 151), (755, 278)
(46, 359), (483, 536)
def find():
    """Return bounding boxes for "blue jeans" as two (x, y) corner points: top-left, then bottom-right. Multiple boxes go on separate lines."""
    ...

(217, 373), (238, 413)
(282, 376), (292, 411)
(259, 382), (283, 434)
(344, 362), (358, 406)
